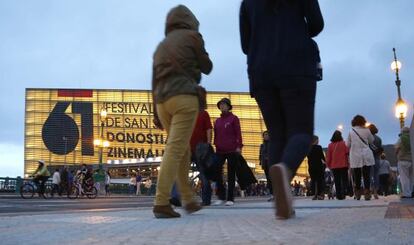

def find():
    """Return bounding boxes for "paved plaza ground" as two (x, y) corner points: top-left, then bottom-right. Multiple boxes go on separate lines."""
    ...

(0, 195), (413, 245)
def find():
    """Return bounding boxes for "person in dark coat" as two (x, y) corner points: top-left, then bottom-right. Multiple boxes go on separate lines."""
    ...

(259, 131), (273, 201)
(307, 135), (326, 200)
(240, 0), (324, 219)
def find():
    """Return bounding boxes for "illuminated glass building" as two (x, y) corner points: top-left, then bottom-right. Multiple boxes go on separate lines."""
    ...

(25, 88), (309, 179)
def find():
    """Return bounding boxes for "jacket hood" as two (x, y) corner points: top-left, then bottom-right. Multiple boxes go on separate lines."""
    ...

(165, 5), (199, 35)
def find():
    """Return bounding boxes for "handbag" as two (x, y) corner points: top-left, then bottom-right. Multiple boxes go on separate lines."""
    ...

(352, 128), (378, 152)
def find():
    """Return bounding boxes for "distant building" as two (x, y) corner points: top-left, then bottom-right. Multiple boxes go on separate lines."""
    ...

(24, 88), (311, 180)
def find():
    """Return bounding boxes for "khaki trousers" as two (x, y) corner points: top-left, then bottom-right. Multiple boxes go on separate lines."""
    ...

(154, 95), (199, 206)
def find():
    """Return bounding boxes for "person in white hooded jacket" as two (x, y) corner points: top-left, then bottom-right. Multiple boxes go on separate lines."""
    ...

(346, 115), (375, 201)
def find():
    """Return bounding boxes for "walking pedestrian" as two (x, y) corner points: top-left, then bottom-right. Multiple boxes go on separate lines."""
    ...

(129, 174), (137, 196)
(51, 168), (61, 196)
(347, 115), (375, 200)
(213, 98), (243, 206)
(326, 130), (349, 200)
(190, 87), (213, 206)
(136, 171), (142, 196)
(105, 170), (111, 196)
(307, 135), (326, 200)
(239, 0), (324, 219)
(259, 131), (273, 201)
(395, 127), (413, 198)
(378, 153), (391, 196)
(152, 5), (213, 218)
(368, 124), (383, 199)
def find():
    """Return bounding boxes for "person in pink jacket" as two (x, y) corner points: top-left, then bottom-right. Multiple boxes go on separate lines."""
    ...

(213, 98), (243, 206)
(326, 130), (349, 200)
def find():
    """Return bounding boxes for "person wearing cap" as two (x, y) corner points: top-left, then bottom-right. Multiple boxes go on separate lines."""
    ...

(239, 0), (324, 219)
(32, 160), (51, 196)
(395, 127), (413, 198)
(213, 98), (243, 206)
(151, 5), (213, 218)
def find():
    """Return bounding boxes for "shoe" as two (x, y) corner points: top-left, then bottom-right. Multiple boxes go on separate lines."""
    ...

(212, 200), (225, 206)
(169, 197), (182, 207)
(202, 202), (211, 206)
(312, 195), (318, 200)
(267, 196), (274, 202)
(269, 163), (294, 220)
(184, 202), (202, 214)
(225, 201), (234, 206)
(153, 205), (181, 219)
(364, 189), (371, 201)
(317, 195), (325, 200)
(373, 189), (379, 199)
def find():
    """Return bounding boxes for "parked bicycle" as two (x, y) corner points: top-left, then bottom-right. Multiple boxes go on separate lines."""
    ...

(20, 178), (52, 199)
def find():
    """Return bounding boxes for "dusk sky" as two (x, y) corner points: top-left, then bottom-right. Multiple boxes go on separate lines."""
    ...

(1, 0), (413, 176)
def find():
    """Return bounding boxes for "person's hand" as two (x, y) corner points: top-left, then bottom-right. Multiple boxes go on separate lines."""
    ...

(153, 117), (163, 130)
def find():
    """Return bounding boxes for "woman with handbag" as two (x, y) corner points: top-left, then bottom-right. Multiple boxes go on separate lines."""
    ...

(326, 130), (349, 200)
(346, 115), (375, 200)
(151, 5), (213, 218)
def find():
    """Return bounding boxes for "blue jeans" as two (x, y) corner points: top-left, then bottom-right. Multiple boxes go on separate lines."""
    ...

(254, 81), (316, 175)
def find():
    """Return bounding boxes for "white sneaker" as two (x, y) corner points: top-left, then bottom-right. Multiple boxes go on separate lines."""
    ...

(225, 201), (234, 206)
(212, 200), (225, 206)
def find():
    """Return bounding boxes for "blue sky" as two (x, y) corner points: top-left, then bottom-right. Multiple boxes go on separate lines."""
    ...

(1, 0), (414, 176)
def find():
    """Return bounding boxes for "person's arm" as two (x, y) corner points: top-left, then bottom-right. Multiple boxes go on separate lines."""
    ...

(320, 146), (326, 162)
(234, 116), (243, 152)
(304, 0), (324, 37)
(205, 112), (213, 144)
(206, 129), (212, 144)
(326, 144), (332, 169)
(239, 0), (250, 55)
(395, 139), (401, 155)
(151, 66), (163, 130)
(190, 32), (213, 75)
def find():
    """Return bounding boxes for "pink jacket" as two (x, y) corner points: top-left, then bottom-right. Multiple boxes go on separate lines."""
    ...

(214, 112), (243, 154)
(326, 141), (349, 169)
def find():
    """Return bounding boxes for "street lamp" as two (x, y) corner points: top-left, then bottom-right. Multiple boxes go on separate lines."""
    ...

(395, 98), (408, 129)
(391, 48), (408, 129)
(94, 107), (108, 164)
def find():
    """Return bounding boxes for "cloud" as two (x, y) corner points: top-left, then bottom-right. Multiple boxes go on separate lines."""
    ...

(0, 143), (24, 177)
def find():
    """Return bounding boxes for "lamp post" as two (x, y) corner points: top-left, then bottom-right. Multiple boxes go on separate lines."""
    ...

(94, 108), (108, 164)
(391, 48), (408, 129)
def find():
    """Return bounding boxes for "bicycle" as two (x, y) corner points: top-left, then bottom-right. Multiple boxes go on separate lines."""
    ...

(67, 177), (98, 199)
(20, 178), (52, 199)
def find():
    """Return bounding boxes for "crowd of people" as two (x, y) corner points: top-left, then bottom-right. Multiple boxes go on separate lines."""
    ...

(259, 115), (410, 203)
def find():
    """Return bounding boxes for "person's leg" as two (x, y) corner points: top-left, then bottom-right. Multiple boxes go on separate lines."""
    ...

(341, 168), (349, 199)
(257, 81), (316, 219)
(263, 165), (272, 195)
(279, 84), (316, 173)
(226, 153), (238, 202)
(363, 165), (371, 191)
(255, 90), (285, 169)
(214, 154), (227, 202)
(154, 95), (198, 206)
(317, 170), (325, 198)
(332, 169), (342, 199)
(353, 168), (362, 199)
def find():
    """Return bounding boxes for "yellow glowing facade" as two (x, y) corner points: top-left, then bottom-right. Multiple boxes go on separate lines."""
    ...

(24, 88), (309, 177)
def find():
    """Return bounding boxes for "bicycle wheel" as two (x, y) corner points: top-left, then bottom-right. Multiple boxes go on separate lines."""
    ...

(86, 187), (98, 199)
(42, 185), (53, 199)
(67, 185), (79, 199)
(20, 183), (35, 199)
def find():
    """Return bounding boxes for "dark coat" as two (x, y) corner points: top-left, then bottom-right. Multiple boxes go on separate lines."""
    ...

(235, 154), (257, 190)
(240, 0), (324, 94)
